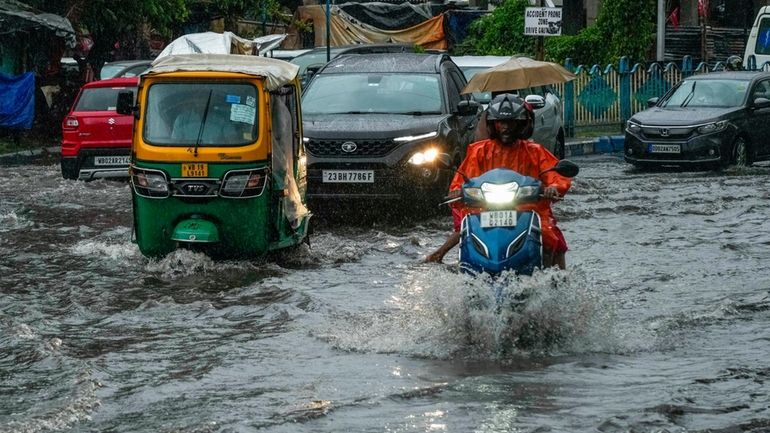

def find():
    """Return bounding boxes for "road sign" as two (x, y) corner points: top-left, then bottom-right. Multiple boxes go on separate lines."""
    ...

(524, 7), (562, 36)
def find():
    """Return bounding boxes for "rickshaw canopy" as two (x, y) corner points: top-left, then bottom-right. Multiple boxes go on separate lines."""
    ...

(148, 54), (300, 91)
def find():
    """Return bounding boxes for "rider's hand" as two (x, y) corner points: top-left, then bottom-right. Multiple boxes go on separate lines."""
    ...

(542, 186), (561, 200)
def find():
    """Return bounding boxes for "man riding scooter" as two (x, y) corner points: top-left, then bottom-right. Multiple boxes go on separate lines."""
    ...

(426, 94), (572, 268)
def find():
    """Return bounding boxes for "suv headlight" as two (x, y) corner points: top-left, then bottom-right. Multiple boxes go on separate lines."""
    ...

(626, 121), (641, 133)
(697, 120), (728, 135)
(408, 147), (439, 165)
(394, 131), (438, 142)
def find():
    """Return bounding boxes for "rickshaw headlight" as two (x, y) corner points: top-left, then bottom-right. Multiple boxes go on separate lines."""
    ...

(221, 168), (268, 198)
(131, 167), (169, 198)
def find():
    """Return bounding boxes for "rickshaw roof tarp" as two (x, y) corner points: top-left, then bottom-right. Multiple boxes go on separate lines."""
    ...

(0, 0), (76, 47)
(148, 54), (299, 91)
(156, 32), (287, 59)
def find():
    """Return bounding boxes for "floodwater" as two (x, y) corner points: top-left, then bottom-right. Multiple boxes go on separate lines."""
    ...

(1, 155), (769, 433)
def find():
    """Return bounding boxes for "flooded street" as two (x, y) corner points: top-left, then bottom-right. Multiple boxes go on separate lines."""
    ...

(1, 154), (769, 433)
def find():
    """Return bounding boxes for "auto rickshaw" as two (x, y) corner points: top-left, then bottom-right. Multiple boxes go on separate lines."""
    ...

(117, 53), (310, 258)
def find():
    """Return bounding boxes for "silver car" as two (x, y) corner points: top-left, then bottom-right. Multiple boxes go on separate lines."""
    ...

(452, 55), (566, 159)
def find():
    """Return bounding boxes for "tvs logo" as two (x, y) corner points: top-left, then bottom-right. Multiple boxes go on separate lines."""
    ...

(183, 184), (208, 195)
(659, 128), (669, 137)
(341, 141), (357, 153)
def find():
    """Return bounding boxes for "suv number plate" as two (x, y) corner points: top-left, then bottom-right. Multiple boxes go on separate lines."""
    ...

(322, 170), (374, 183)
(480, 211), (517, 228)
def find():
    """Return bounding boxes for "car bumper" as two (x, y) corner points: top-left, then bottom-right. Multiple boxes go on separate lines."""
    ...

(623, 130), (734, 166)
(62, 148), (131, 180)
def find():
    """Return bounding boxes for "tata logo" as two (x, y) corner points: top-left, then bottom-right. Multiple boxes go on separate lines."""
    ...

(341, 141), (357, 153)
(660, 128), (669, 137)
(183, 184), (208, 195)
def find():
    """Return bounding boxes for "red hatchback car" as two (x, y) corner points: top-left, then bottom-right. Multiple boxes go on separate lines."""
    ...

(60, 77), (138, 180)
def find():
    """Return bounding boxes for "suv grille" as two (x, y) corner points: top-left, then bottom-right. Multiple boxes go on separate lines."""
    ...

(306, 139), (399, 157)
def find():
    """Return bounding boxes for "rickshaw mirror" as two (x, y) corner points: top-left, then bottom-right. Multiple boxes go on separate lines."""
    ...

(116, 91), (136, 118)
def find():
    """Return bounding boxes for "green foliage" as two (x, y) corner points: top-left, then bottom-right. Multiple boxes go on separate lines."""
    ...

(460, 0), (657, 66)
(459, 0), (535, 57)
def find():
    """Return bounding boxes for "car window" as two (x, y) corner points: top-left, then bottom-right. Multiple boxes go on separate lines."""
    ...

(446, 69), (465, 110)
(751, 79), (770, 101)
(662, 79), (748, 108)
(302, 73), (443, 115)
(121, 64), (149, 77)
(74, 87), (136, 111)
(754, 17), (770, 55)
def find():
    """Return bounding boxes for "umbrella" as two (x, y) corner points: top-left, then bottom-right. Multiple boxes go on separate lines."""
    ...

(462, 56), (576, 94)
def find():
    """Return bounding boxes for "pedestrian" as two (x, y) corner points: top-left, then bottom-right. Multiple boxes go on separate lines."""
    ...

(425, 93), (572, 268)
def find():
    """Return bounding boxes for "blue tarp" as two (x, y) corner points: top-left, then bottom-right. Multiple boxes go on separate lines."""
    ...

(0, 72), (35, 129)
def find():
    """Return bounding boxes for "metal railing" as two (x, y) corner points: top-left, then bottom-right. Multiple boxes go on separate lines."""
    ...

(557, 55), (742, 137)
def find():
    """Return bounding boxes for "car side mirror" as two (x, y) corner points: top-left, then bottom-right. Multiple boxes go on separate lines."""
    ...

(753, 97), (770, 109)
(525, 95), (546, 110)
(647, 97), (660, 108)
(540, 160), (579, 178)
(116, 91), (135, 117)
(457, 99), (480, 116)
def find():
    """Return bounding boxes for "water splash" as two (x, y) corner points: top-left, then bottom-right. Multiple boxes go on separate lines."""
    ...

(317, 266), (619, 360)
(0, 209), (32, 232)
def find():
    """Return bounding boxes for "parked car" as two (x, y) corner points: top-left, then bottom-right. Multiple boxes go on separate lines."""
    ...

(291, 44), (415, 87)
(60, 77), (138, 180)
(452, 55), (567, 159)
(624, 70), (770, 169)
(100, 60), (152, 79)
(301, 53), (480, 207)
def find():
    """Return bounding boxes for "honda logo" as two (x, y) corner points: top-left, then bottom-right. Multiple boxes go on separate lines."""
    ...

(660, 128), (669, 137)
(341, 141), (357, 153)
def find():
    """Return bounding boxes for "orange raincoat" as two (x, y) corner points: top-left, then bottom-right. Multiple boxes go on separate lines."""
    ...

(450, 138), (572, 253)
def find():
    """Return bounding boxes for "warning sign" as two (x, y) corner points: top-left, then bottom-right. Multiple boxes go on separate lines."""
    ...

(524, 7), (562, 36)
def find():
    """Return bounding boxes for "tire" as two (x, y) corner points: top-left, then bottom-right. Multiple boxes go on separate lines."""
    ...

(553, 129), (566, 160)
(731, 136), (751, 167)
(60, 158), (79, 180)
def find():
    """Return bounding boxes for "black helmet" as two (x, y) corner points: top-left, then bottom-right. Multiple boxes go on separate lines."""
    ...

(486, 93), (534, 140)
(726, 55), (743, 71)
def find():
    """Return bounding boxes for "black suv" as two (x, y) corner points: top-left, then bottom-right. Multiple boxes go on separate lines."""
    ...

(300, 53), (479, 208)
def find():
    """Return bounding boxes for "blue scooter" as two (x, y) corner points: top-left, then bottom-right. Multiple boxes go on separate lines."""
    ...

(439, 156), (579, 276)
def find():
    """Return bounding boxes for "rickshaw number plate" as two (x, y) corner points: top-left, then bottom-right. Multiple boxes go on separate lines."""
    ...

(322, 170), (374, 183)
(182, 163), (208, 177)
(480, 211), (517, 228)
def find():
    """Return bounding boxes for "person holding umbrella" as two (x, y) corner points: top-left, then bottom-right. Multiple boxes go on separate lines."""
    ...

(425, 93), (571, 268)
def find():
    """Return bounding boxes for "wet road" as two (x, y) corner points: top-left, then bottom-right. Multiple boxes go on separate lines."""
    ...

(1, 154), (769, 433)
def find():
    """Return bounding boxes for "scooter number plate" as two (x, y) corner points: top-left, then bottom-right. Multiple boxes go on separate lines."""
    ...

(181, 163), (208, 177)
(480, 210), (517, 228)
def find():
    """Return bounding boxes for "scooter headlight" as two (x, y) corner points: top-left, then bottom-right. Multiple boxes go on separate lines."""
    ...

(131, 166), (169, 198)
(481, 182), (518, 204)
(220, 168), (268, 198)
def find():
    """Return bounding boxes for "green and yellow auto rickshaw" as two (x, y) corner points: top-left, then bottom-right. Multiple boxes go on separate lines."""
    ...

(117, 53), (309, 258)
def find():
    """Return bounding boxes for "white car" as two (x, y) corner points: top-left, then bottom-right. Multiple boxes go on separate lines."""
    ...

(451, 55), (566, 159)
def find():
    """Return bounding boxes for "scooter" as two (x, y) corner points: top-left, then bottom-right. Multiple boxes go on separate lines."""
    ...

(439, 156), (579, 277)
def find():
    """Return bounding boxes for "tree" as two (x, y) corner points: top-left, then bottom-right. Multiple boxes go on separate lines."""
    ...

(460, 0), (657, 66)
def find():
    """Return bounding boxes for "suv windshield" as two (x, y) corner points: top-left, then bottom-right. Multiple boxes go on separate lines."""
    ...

(143, 82), (259, 146)
(302, 73), (443, 115)
(662, 79), (748, 108)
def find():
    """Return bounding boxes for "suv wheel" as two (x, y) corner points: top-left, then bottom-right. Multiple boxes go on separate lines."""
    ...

(554, 130), (566, 160)
(61, 158), (79, 180)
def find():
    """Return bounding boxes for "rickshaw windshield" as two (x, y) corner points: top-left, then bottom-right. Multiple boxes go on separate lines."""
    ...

(143, 82), (259, 146)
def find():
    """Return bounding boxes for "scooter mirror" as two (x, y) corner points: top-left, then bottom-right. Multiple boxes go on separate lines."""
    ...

(552, 160), (579, 178)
